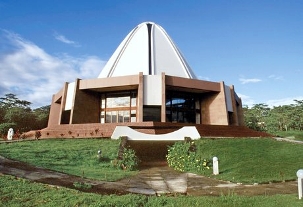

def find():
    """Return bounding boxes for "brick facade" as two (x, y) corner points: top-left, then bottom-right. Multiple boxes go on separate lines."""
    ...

(44, 73), (246, 139)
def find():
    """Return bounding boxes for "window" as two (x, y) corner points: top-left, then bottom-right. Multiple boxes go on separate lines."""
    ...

(100, 91), (137, 123)
(166, 91), (199, 124)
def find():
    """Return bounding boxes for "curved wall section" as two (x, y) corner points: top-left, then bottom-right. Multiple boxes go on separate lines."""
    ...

(98, 22), (197, 79)
(98, 24), (149, 78)
(152, 24), (196, 79)
(111, 126), (201, 140)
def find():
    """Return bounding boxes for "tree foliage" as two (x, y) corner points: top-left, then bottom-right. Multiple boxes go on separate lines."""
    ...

(243, 100), (303, 134)
(0, 94), (50, 137)
(0, 93), (31, 109)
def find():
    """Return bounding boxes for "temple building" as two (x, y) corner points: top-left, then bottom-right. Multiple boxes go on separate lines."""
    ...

(43, 22), (256, 140)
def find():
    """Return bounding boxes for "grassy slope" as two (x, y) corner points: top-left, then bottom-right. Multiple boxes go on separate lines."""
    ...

(1, 138), (303, 206)
(0, 139), (136, 181)
(1, 137), (303, 184)
(276, 130), (303, 141)
(1, 175), (302, 207)
(196, 138), (303, 183)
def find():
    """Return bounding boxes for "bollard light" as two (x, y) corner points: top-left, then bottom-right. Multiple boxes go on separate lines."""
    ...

(297, 169), (303, 178)
(97, 150), (102, 161)
(213, 156), (219, 175)
(297, 169), (303, 199)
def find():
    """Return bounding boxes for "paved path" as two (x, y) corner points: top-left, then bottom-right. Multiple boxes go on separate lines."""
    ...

(0, 156), (298, 196)
(275, 137), (303, 144)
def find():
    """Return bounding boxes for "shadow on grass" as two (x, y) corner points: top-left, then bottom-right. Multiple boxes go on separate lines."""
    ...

(98, 157), (111, 162)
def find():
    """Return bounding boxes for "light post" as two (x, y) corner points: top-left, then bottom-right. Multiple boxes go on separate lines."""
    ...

(213, 156), (219, 175)
(297, 169), (303, 199)
(97, 150), (102, 161)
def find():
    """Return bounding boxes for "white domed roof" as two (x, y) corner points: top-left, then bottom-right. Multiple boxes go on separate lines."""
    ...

(98, 22), (197, 79)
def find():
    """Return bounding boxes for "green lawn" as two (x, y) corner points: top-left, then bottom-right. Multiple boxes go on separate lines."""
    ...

(1, 138), (303, 184)
(1, 138), (303, 206)
(195, 138), (303, 184)
(275, 130), (303, 141)
(0, 175), (302, 207)
(0, 138), (137, 181)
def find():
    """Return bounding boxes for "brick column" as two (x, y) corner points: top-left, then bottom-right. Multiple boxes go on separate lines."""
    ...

(47, 94), (61, 127)
(137, 72), (144, 122)
(229, 85), (239, 126)
(161, 72), (166, 122)
(59, 82), (68, 124)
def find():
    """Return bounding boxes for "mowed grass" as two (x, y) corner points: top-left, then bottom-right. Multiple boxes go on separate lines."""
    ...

(1, 138), (303, 184)
(195, 138), (303, 184)
(0, 138), (136, 181)
(1, 138), (303, 206)
(1, 175), (303, 207)
(276, 130), (303, 141)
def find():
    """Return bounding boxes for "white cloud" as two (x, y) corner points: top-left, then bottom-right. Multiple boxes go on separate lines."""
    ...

(266, 96), (303, 108)
(197, 75), (210, 81)
(237, 93), (255, 107)
(54, 32), (80, 47)
(0, 31), (106, 108)
(239, 78), (261, 84)
(268, 74), (283, 80)
(237, 93), (303, 108)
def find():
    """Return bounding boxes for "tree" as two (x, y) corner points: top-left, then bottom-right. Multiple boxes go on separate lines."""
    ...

(32, 105), (50, 129)
(244, 100), (303, 133)
(0, 93), (31, 109)
(0, 107), (5, 123)
(0, 93), (33, 134)
(4, 107), (35, 132)
(293, 100), (303, 130)
(243, 105), (261, 131)
(265, 105), (289, 133)
(243, 104), (270, 131)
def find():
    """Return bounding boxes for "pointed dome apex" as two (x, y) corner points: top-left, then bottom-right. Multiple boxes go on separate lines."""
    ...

(98, 22), (197, 79)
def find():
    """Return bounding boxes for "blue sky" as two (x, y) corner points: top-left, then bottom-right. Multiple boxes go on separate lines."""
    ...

(0, 0), (302, 108)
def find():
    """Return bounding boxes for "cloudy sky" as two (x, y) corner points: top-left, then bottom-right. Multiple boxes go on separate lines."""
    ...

(0, 0), (302, 108)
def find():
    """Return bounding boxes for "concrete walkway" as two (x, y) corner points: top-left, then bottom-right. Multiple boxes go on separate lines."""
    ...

(274, 137), (303, 144)
(0, 156), (298, 196)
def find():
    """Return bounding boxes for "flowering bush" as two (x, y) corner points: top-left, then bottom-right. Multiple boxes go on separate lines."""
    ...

(166, 141), (212, 173)
(113, 148), (139, 171)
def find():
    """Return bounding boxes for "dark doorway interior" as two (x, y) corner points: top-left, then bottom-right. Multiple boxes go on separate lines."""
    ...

(143, 106), (161, 122)
(127, 140), (176, 166)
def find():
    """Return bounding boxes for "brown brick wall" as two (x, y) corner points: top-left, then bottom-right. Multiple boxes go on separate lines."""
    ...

(47, 94), (62, 127)
(47, 83), (69, 127)
(137, 72), (144, 122)
(229, 85), (239, 126)
(161, 72), (166, 122)
(35, 122), (272, 139)
(201, 82), (228, 125)
(71, 79), (100, 124)
(165, 75), (221, 92)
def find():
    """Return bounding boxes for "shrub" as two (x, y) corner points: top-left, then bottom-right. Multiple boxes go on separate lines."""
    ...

(35, 131), (41, 139)
(166, 141), (212, 173)
(113, 148), (139, 171)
